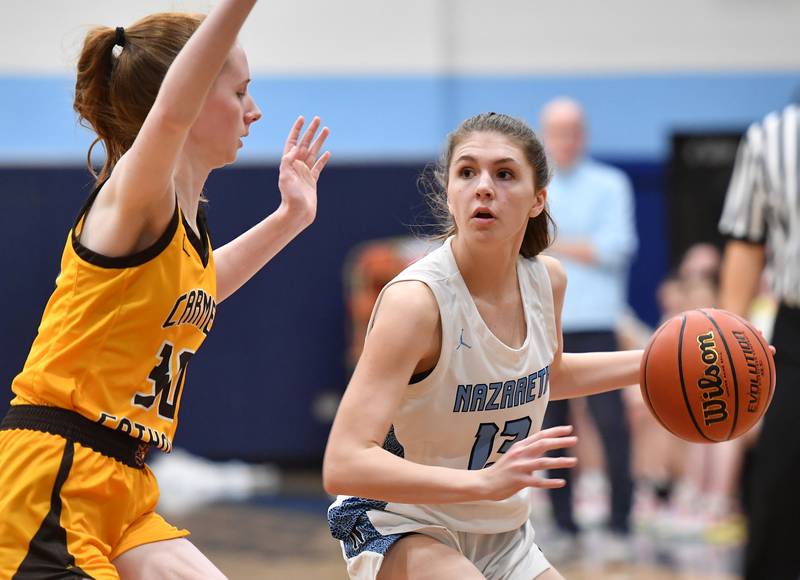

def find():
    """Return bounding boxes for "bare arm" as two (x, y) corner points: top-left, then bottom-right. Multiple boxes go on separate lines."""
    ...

(323, 281), (478, 502)
(322, 281), (577, 503)
(552, 351), (642, 400)
(539, 254), (642, 401)
(719, 240), (766, 316)
(83, 0), (258, 255)
(214, 117), (330, 302)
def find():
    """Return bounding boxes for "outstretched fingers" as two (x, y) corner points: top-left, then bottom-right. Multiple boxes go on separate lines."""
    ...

(532, 425), (575, 439)
(283, 116), (305, 156)
(515, 425), (576, 452)
(520, 427), (578, 489)
(282, 145), (299, 166)
(514, 455), (578, 490)
(531, 455), (578, 472)
(284, 116), (330, 170)
(311, 150), (331, 180)
(307, 126), (330, 162)
(529, 434), (578, 455)
(297, 116), (321, 153)
(528, 474), (569, 489)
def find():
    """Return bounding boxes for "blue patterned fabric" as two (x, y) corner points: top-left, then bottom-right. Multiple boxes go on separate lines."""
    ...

(327, 426), (407, 557)
(328, 497), (405, 558)
(383, 425), (404, 458)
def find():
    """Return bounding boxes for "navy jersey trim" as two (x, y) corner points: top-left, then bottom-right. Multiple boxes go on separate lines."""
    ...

(181, 204), (210, 268)
(409, 367), (434, 384)
(70, 182), (180, 269)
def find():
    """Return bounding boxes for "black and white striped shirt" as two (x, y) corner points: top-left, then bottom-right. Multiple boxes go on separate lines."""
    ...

(719, 104), (800, 307)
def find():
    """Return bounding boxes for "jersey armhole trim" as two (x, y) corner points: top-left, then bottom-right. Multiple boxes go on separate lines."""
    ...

(183, 204), (211, 268)
(70, 182), (180, 269)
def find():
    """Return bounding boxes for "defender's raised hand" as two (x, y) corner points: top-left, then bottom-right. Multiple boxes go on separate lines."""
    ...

(278, 115), (331, 224)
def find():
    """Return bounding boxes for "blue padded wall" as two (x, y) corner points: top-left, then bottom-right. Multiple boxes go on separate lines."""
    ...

(0, 161), (665, 463)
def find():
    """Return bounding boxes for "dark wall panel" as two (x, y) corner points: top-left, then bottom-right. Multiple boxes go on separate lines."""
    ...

(0, 162), (666, 464)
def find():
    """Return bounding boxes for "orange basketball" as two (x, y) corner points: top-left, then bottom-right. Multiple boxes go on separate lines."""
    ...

(640, 308), (776, 443)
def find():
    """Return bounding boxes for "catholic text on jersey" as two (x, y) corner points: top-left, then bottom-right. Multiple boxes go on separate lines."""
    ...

(97, 411), (173, 452)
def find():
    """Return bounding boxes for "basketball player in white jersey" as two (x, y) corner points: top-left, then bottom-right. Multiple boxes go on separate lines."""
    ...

(323, 112), (643, 580)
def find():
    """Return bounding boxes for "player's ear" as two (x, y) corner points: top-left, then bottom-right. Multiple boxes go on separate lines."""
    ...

(446, 187), (455, 216)
(529, 188), (547, 218)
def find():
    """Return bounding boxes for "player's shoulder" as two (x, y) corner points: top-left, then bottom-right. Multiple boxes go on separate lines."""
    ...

(373, 280), (440, 331)
(536, 254), (567, 295)
(382, 279), (437, 307)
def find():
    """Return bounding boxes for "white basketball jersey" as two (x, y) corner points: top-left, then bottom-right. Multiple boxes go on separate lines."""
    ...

(363, 237), (557, 534)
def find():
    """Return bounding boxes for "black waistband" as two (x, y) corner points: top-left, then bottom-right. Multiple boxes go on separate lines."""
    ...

(0, 405), (151, 468)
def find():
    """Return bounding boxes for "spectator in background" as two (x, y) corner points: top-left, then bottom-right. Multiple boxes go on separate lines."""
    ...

(622, 272), (684, 531)
(627, 244), (751, 541)
(677, 242), (720, 282)
(718, 103), (800, 580)
(539, 97), (638, 561)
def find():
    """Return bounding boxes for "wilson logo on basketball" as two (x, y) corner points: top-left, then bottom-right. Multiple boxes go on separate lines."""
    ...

(696, 331), (728, 426)
(641, 308), (775, 443)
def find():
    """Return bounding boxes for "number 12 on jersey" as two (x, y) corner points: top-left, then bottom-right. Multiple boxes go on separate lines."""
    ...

(468, 417), (532, 470)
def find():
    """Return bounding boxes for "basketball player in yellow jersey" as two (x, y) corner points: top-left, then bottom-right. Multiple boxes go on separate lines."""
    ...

(0, 1), (330, 578)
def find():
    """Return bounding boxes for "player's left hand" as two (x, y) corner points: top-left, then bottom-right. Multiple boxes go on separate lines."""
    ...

(278, 115), (331, 224)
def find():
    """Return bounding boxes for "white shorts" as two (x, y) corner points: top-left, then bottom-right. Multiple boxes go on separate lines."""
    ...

(328, 498), (552, 580)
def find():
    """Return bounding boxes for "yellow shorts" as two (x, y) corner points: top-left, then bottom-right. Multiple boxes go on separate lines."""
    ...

(0, 427), (188, 579)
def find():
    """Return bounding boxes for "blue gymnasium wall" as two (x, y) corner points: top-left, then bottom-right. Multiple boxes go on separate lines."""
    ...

(0, 72), (796, 463)
(1, 73), (797, 162)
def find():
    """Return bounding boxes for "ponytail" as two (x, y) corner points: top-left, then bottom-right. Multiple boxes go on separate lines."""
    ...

(74, 27), (119, 182)
(72, 13), (204, 184)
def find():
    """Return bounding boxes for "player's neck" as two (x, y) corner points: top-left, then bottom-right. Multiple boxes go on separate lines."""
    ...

(451, 236), (518, 300)
(173, 157), (211, 228)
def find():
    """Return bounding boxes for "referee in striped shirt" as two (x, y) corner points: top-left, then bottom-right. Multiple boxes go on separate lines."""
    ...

(718, 103), (800, 580)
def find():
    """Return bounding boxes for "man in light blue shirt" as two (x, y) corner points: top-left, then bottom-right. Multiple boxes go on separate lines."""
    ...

(540, 97), (638, 560)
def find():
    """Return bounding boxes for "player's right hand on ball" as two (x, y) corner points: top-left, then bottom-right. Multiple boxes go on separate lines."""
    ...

(479, 425), (578, 501)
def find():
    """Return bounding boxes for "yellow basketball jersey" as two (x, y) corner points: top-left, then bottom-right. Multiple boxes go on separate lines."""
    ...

(11, 191), (216, 452)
